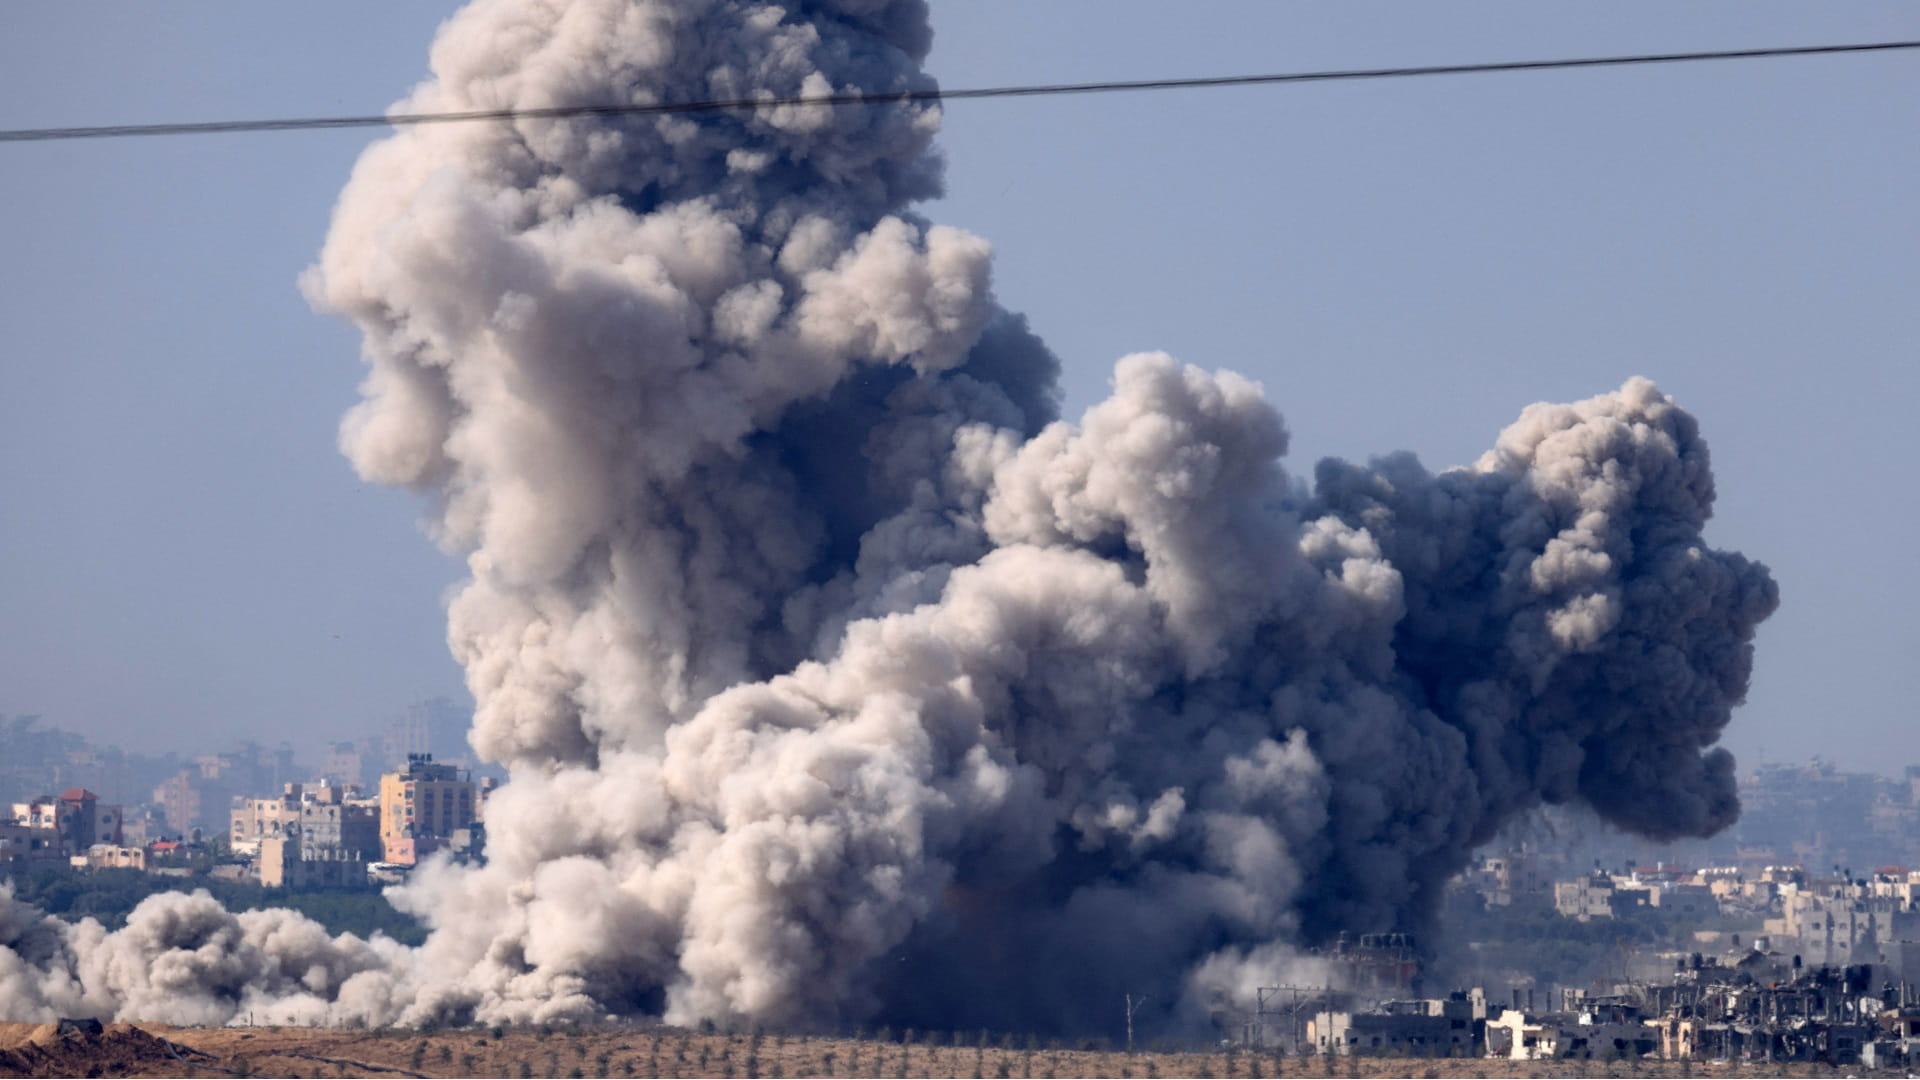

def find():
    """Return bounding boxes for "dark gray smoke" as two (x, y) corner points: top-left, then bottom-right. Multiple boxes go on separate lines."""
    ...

(0, 0), (1775, 1035)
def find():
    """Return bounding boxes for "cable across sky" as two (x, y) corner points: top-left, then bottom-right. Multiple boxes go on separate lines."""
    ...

(1, 39), (1916, 144)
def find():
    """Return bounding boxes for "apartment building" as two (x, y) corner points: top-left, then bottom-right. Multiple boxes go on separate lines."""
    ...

(378, 754), (479, 866)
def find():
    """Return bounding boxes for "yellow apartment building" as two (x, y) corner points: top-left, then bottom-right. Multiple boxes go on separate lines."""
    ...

(378, 754), (478, 865)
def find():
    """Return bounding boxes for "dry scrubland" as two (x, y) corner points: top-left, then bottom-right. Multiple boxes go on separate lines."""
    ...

(0, 1022), (1905, 1080)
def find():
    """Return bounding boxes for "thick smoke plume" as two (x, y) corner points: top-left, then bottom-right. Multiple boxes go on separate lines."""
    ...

(0, 0), (1775, 1036)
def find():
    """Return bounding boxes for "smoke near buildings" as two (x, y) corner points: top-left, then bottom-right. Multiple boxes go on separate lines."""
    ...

(0, 0), (1775, 1035)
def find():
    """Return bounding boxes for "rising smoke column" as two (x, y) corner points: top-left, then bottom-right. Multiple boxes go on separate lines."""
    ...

(0, 0), (1775, 1035)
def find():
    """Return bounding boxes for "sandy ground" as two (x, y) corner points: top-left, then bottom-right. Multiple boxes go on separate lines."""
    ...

(0, 1021), (1897, 1078)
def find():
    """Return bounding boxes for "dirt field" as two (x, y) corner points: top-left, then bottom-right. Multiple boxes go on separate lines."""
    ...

(0, 1021), (1898, 1078)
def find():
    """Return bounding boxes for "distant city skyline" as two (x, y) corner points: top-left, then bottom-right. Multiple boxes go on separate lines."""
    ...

(3, 2), (1918, 772)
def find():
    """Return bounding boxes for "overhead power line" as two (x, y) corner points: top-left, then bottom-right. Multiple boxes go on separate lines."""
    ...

(2, 39), (1915, 145)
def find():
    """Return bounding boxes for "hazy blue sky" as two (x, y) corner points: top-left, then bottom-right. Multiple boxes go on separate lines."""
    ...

(2, 2), (1915, 772)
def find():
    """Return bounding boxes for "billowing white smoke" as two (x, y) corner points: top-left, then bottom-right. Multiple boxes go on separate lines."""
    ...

(0, 0), (1776, 1036)
(0, 885), (410, 1026)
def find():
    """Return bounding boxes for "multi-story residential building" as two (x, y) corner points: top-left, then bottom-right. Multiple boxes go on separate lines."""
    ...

(378, 754), (479, 866)
(255, 782), (381, 889)
(1310, 994), (1488, 1057)
(1765, 883), (1920, 967)
(295, 790), (380, 857)
(1554, 871), (1649, 921)
(232, 780), (375, 849)
(230, 785), (306, 854)
(9, 788), (122, 858)
(0, 821), (55, 866)
(1552, 867), (1718, 922)
(1652, 882), (1717, 917)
